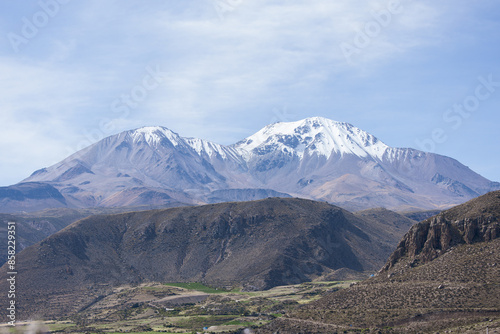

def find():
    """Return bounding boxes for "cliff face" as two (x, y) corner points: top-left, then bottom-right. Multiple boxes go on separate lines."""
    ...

(256, 192), (500, 333)
(383, 191), (500, 271)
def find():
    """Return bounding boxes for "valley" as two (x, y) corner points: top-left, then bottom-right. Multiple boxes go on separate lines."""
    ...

(2, 0), (499, 332)
(0, 197), (408, 320)
(0, 119), (499, 333)
(0, 191), (499, 333)
(0, 280), (356, 333)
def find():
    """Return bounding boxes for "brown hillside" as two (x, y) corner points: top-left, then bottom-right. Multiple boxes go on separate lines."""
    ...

(0, 197), (409, 320)
(383, 190), (500, 272)
(257, 191), (500, 333)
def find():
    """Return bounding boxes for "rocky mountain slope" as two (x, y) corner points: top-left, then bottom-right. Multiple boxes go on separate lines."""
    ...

(0, 206), (179, 267)
(2, 117), (498, 212)
(0, 197), (413, 320)
(0, 212), (79, 267)
(383, 191), (500, 272)
(258, 191), (500, 333)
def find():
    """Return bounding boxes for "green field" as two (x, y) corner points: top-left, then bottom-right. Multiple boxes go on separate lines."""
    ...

(1, 281), (354, 333)
(163, 282), (236, 294)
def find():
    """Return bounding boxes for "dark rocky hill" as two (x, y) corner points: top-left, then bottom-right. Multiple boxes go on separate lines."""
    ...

(383, 190), (500, 271)
(0, 212), (74, 267)
(354, 207), (417, 241)
(257, 191), (500, 333)
(402, 209), (442, 222)
(0, 206), (184, 267)
(0, 197), (410, 320)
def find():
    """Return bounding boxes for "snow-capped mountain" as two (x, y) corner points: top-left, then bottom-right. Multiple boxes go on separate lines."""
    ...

(2, 117), (499, 212)
(230, 117), (500, 210)
(18, 126), (247, 208)
(235, 117), (388, 160)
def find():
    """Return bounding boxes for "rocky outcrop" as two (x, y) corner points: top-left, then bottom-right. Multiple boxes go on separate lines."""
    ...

(256, 191), (500, 333)
(383, 191), (500, 271)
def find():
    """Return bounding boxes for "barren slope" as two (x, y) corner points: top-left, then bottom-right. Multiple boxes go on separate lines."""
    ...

(0, 197), (408, 320)
(258, 191), (500, 333)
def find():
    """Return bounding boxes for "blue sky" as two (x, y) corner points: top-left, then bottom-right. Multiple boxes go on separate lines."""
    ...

(1, 0), (499, 186)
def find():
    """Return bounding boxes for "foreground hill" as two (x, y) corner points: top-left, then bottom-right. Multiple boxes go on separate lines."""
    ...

(0, 211), (81, 267)
(2, 117), (498, 213)
(0, 197), (412, 320)
(258, 191), (500, 333)
(0, 206), (186, 267)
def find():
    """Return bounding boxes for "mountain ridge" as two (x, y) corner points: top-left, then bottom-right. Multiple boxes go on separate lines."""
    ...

(2, 117), (499, 212)
(0, 197), (413, 320)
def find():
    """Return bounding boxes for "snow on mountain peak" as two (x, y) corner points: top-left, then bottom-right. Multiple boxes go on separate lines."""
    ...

(129, 126), (181, 147)
(235, 117), (389, 160)
(129, 126), (240, 161)
(125, 118), (389, 162)
(184, 137), (241, 161)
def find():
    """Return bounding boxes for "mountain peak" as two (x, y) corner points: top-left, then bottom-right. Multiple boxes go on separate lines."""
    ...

(129, 126), (181, 147)
(235, 117), (389, 160)
(13, 117), (499, 212)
